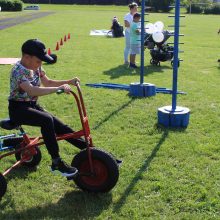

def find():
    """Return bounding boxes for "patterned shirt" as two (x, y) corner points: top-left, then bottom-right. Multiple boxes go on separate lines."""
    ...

(8, 61), (45, 102)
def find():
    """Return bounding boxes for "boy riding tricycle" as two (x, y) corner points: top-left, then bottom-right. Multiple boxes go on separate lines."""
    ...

(0, 39), (120, 199)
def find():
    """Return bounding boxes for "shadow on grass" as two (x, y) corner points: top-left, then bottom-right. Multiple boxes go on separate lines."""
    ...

(103, 64), (172, 79)
(0, 190), (112, 219)
(156, 123), (188, 132)
(1, 163), (38, 184)
(112, 129), (169, 213)
(92, 98), (135, 130)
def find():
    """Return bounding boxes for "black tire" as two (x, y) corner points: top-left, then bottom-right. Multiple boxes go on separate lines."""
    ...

(72, 148), (119, 193)
(156, 61), (160, 66)
(171, 60), (180, 67)
(0, 173), (7, 200)
(150, 59), (154, 65)
(15, 147), (42, 167)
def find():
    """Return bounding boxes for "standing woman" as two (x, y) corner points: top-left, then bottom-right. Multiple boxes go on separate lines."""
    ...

(124, 2), (138, 65)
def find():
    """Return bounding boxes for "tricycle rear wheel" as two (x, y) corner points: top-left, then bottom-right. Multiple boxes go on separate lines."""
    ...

(15, 147), (42, 167)
(71, 148), (119, 193)
(0, 173), (7, 199)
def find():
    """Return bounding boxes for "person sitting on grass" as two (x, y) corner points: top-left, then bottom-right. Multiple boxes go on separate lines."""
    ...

(129, 12), (141, 68)
(8, 39), (88, 177)
(111, 16), (124, 38)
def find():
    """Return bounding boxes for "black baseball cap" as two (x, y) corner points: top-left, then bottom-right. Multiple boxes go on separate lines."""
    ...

(133, 12), (141, 19)
(21, 39), (53, 62)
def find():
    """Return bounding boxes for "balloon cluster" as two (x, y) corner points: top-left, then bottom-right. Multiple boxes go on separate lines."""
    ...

(145, 21), (165, 43)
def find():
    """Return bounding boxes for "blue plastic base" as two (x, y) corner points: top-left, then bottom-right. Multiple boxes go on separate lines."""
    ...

(158, 106), (190, 128)
(129, 83), (156, 97)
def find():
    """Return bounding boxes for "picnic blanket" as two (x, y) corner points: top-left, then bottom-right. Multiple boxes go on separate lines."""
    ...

(90, 30), (112, 37)
(0, 58), (20, 65)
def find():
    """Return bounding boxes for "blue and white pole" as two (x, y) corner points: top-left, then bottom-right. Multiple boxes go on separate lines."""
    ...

(140, 0), (145, 85)
(130, 0), (156, 97)
(157, 0), (190, 127)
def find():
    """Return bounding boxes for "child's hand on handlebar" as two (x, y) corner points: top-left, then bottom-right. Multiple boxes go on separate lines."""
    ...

(69, 77), (80, 86)
(58, 84), (72, 94)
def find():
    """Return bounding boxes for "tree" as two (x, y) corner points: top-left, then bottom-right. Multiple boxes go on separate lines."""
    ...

(147, 0), (175, 12)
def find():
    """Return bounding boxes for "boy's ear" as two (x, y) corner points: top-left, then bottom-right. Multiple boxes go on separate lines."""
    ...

(22, 53), (32, 60)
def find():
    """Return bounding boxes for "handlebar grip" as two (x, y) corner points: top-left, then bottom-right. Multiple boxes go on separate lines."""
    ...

(56, 89), (64, 94)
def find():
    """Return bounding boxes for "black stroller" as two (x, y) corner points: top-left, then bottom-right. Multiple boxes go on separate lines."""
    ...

(145, 30), (174, 66)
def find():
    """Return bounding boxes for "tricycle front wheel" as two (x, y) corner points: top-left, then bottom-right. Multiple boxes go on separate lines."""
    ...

(71, 148), (119, 193)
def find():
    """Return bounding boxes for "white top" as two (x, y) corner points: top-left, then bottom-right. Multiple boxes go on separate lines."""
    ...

(124, 13), (133, 33)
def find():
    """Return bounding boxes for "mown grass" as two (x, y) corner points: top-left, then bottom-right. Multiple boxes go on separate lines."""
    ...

(0, 4), (220, 220)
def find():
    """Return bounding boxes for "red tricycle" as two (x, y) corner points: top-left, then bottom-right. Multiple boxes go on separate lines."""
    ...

(0, 83), (119, 199)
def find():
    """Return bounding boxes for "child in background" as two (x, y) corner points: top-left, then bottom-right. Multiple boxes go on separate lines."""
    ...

(129, 12), (141, 68)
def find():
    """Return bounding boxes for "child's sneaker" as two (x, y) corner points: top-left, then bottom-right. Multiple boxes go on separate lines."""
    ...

(129, 63), (138, 68)
(51, 159), (78, 177)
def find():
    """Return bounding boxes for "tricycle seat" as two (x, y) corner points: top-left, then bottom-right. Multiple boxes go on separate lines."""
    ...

(0, 119), (19, 130)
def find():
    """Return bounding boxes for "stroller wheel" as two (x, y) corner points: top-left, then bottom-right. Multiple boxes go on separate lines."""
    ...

(150, 59), (159, 66)
(156, 61), (160, 66)
(171, 60), (180, 67)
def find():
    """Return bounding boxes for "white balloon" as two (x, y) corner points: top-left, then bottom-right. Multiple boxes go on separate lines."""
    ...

(145, 23), (156, 34)
(154, 21), (164, 32)
(152, 31), (164, 43)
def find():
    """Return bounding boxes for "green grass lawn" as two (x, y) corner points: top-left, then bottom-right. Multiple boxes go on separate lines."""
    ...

(0, 4), (220, 220)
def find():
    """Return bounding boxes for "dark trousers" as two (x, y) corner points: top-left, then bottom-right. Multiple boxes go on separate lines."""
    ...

(9, 101), (87, 159)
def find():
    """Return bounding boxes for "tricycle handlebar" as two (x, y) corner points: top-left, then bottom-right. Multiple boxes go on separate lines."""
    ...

(56, 82), (80, 95)
(56, 89), (64, 94)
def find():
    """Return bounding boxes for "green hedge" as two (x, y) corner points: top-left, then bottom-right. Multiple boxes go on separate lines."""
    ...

(186, 3), (220, 14)
(186, 4), (203, 14)
(204, 4), (220, 14)
(0, 0), (23, 11)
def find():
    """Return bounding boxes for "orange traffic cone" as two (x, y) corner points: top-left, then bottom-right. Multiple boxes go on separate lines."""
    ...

(64, 35), (67, 42)
(55, 42), (59, 51)
(48, 48), (51, 55)
(68, 33), (71, 39)
(60, 38), (63, 46)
